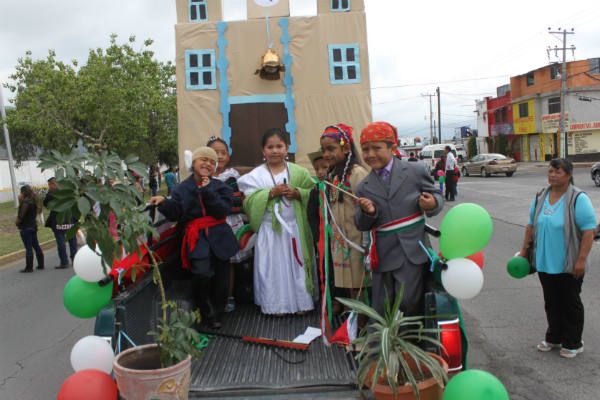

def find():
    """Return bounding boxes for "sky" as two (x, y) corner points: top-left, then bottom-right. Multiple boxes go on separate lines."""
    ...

(2, 0), (600, 141)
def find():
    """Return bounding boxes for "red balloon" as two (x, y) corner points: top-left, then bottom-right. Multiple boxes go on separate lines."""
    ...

(466, 252), (485, 269)
(57, 369), (117, 400)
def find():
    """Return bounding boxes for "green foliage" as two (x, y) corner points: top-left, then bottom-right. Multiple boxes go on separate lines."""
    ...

(42, 150), (203, 368)
(4, 35), (177, 165)
(38, 149), (153, 268)
(337, 288), (448, 399)
(467, 136), (478, 159)
(149, 302), (203, 367)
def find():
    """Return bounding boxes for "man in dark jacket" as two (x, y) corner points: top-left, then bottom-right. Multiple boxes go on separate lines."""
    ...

(44, 178), (78, 269)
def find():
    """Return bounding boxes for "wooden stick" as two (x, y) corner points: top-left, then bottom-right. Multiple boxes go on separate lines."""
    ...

(323, 180), (360, 200)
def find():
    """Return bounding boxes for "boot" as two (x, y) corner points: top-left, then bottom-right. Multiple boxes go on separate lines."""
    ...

(35, 251), (45, 270)
(195, 277), (221, 330)
(20, 254), (34, 273)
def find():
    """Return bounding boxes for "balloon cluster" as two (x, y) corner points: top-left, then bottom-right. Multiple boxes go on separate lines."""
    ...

(437, 203), (493, 300)
(63, 245), (113, 319)
(58, 245), (118, 399)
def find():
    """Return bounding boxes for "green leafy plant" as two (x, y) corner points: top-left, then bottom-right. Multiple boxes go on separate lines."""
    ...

(40, 149), (202, 368)
(337, 287), (448, 399)
(467, 136), (478, 159)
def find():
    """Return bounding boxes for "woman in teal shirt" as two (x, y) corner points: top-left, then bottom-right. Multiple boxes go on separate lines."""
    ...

(520, 158), (596, 358)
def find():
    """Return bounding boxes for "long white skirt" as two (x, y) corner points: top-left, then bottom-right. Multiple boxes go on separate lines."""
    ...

(253, 203), (314, 314)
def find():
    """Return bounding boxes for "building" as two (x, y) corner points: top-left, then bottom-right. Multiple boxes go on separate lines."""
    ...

(510, 58), (600, 161)
(173, 0), (372, 171)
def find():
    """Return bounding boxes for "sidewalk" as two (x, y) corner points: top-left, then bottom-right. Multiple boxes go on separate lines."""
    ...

(0, 240), (56, 269)
(518, 161), (595, 168)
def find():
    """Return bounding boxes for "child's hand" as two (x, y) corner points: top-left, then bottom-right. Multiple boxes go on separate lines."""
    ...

(149, 196), (166, 205)
(270, 184), (288, 199)
(199, 177), (211, 187)
(418, 192), (437, 211)
(283, 188), (301, 200)
(358, 197), (376, 215)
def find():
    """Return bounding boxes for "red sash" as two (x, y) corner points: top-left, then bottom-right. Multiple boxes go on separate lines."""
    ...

(181, 216), (227, 269)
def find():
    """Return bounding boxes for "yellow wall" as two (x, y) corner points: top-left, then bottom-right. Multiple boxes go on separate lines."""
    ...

(513, 99), (536, 135)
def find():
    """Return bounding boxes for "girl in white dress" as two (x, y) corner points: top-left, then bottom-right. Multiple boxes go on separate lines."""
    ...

(238, 129), (316, 315)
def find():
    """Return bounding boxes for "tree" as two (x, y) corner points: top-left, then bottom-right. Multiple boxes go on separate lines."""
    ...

(467, 136), (478, 159)
(4, 35), (177, 165)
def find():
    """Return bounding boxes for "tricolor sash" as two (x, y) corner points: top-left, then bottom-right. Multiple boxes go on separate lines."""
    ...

(367, 212), (426, 270)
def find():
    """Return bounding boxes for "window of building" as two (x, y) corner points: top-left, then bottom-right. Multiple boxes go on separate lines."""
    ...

(518, 102), (529, 118)
(185, 49), (216, 90)
(331, 0), (350, 11)
(589, 58), (600, 74)
(189, 0), (208, 22)
(548, 97), (561, 114)
(328, 44), (361, 84)
(526, 72), (535, 86)
(550, 64), (560, 80)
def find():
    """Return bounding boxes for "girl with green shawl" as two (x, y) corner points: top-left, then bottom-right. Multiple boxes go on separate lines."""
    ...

(238, 129), (316, 315)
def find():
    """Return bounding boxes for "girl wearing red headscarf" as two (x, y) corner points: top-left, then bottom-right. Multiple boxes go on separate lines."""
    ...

(320, 124), (370, 302)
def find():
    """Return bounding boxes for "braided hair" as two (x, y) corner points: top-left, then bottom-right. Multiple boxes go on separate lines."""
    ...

(323, 124), (362, 203)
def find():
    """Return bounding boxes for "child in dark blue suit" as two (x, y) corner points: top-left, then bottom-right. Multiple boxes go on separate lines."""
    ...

(151, 146), (239, 329)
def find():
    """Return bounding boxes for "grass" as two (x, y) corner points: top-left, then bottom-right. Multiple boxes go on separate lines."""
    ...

(0, 184), (169, 257)
(0, 201), (55, 257)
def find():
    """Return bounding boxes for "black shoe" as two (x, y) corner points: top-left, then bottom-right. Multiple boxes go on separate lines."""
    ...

(20, 268), (33, 273)
(36, 266), (44, 270)
(54, 264), (69, 269)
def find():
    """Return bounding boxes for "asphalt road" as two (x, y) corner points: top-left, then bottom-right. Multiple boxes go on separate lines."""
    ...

(0, 163), (599, 399)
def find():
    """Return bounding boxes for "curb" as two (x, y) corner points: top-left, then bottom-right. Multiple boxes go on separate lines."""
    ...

(0, 240), (56, 269)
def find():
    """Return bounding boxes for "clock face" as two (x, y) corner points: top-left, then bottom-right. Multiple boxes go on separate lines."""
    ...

(253, 0), (280, 7)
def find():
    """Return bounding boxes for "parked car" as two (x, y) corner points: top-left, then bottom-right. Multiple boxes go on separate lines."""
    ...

(591, 162), (600, 186)
(461, 153), (517, 177)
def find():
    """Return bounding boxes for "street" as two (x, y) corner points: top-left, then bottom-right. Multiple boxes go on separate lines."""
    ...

(1, 163), (600, 399)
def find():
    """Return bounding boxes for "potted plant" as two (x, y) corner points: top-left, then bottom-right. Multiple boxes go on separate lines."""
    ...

(40, 150), (202, 400)
(337, 288), (449, 400)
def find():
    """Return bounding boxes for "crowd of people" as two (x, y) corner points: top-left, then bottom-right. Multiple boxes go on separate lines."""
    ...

(149, 122), (444, 329)
(15, 121), (595, 359)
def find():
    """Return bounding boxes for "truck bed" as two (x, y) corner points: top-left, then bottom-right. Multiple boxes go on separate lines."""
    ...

(111, 272), (360, 398)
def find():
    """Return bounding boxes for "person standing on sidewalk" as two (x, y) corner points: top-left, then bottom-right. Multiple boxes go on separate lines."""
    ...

(16, 185), (44, 273)
(519, 158), (596, 358)
(444, 146), (457, 202)
(44, 178), (78, 269)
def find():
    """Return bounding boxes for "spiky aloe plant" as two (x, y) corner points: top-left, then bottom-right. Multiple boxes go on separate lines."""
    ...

(337, 287), (448, 399)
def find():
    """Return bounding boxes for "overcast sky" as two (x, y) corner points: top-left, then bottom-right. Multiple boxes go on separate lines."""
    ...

(2, 0), (600, 140)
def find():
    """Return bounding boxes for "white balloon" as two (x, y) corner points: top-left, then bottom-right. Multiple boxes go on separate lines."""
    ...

(70, 335), (114, 374)
(441, 258), (484, 300)
(253, 0), (280, 7)
(73, 245), (106, 283)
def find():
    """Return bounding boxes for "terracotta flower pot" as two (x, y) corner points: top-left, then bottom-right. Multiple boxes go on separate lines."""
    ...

(365, 353), (448, 400)
(113, 344), (191, 400)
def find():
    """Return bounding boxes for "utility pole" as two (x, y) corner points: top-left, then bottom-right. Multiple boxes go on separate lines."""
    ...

(436, 87), (442, 144)
(548, 27), (575, 158)
(422, 93), (436, 143)
(0, 83), (18, 207)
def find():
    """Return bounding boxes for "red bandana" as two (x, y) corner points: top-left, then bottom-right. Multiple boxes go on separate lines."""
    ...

(321, 124), (354, 146)
(360, 122), (398, 145)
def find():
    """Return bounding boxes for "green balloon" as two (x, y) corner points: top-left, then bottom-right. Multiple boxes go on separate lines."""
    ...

(443, 370), (509, 400)
(439, 203), (493, 259)
(439, 176), (446, 184)
(507, 256), (530, 279)
(63, 276), (113, 319)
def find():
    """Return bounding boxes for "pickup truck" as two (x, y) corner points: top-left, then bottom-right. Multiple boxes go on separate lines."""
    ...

(94, 208), (465, 398)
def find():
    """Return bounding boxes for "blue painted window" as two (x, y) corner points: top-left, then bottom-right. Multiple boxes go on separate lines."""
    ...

(185, 49), (216, 90)
(189, 0), (208, 22)
(328, 44), (361, 84)
(331, 0), (350, 12)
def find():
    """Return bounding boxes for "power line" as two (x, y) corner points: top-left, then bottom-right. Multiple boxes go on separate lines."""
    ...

(370, 75), (508, 90)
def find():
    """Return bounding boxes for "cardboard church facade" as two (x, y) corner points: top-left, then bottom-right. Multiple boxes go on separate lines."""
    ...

(174, 0), (372, 170)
